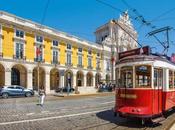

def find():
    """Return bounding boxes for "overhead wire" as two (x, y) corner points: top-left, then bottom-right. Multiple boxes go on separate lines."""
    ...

(122, 0), (156, 29)
(121, 0), (175, 55)
(95, 0), (124, 13)
(150, 7), (175, 22)
(96, 0), (142, 47)
(41, 0), (51, 25)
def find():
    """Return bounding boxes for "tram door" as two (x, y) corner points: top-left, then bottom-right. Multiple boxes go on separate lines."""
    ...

(121, 67), (133, 105)
(153, 68), (163, 114)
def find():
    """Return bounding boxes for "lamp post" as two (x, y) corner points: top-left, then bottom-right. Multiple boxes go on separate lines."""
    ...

(37, 45), (42, 92)
(37, 62), (40, 92)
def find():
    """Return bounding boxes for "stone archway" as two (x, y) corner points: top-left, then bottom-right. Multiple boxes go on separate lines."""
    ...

(106, 74), (110, 83)
(64, 70), (73, 88)
(11, 64), (27, 87)
(76, 71), (84, 87)
(95, 73), (101, 86)
(0, 63), (5, 87)
(50, 68), (60, 90)
(86, 72), (93, 86)
(32, 67), (45, 91)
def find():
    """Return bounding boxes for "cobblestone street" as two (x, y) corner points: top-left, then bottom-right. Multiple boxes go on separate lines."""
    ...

(0, 94), (174, 130)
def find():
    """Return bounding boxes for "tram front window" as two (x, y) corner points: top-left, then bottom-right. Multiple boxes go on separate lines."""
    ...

(135, 65), (151, 88)
(121, 66), (133, 88)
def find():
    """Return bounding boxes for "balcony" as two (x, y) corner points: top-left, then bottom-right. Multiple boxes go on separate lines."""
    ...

(65, 63), (73, 67)
(13, 55), (26, 61)
(51, 60), (60, 65)
(34, 58), (45, 63)
(87, 66), (93, 70)
(77, 64), (84, 68)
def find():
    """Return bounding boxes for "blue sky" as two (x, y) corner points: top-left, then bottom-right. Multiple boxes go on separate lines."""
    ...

(0, 0), (174, 56)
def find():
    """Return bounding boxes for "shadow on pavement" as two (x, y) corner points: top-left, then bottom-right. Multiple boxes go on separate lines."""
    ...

(96, 109), (162, 129)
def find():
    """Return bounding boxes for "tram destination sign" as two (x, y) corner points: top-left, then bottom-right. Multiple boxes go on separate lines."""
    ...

(119, 46), (150, 60)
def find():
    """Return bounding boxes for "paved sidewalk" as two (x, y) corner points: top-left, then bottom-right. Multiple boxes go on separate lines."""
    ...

(0, 92), (115, 104)
(53, 91), (115, 97)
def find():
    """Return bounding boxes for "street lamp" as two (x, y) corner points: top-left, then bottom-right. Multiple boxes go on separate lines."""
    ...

(36, 45), (42, 92)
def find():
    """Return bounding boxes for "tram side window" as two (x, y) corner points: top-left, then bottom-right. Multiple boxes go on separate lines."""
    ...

(154, 68), (163, 88)
(169, 70), (173, 89)
(135, 65), (151, 88)
(121, 66), (133, 88)
(154, 69), (158, 87)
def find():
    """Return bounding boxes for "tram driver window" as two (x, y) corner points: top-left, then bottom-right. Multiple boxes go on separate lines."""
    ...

(135, 65), (151, 88)
(169, 70), (173, 89)
(121, 66), (133, 88)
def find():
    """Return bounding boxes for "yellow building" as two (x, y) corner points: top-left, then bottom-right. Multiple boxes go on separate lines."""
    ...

(0, 11), (137, 94)
(0, 11), (110, 94)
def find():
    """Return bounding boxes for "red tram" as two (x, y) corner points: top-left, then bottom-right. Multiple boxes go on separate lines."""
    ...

(114, 46), (175, 123)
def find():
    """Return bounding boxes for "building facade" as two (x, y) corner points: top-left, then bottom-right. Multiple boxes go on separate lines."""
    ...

(0, 11), (137, 94)
(95, 11), (138, 82)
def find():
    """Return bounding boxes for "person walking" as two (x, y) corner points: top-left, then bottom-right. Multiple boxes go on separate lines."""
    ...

(39, 88), (46, 107)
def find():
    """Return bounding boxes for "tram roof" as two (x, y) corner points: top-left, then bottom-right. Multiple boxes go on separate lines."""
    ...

(117, 46), (175, 66)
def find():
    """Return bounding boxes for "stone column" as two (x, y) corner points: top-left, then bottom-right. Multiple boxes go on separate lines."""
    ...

(60, 76), (64, 88)
(111, 60), (115, 83)
(27, 69), (33, 89)
(93, 76), (96, 87)
(73, 73), (76, 88)
(5, 68), (11, 86)
(84, 74), (86, 87)
(45, 71), (50, 94)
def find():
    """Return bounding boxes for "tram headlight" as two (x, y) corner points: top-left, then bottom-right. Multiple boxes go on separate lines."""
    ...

(136, 109), (141, 112)
(131, 109), (141, 113)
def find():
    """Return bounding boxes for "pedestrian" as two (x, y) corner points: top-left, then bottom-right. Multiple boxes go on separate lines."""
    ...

(39, 88), (46, 107)
(38, 89), (41, 105)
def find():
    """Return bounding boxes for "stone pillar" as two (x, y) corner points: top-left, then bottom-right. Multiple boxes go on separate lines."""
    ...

(73, 73), (76, 88)
(5, 68), (11, 86)
(93, 76), (96, 87)
(27, 69), (33, 89)
(84, 74), (86, 87)
(111, 61), (115, 83)
(45, 71), (50, 94)
(60, 76), (64, 88)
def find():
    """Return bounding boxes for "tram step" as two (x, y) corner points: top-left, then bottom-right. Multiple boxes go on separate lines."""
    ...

(152, 116), (165, 123)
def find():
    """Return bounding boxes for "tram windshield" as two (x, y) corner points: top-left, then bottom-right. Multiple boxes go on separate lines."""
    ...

(135, 65), (151, 88)
(119, 65), (151, 88)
